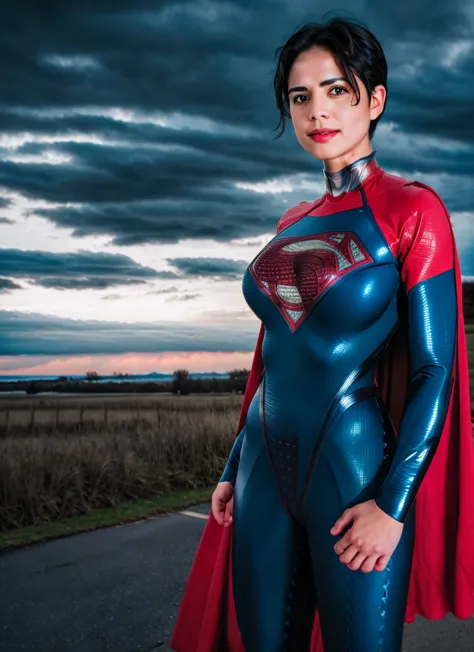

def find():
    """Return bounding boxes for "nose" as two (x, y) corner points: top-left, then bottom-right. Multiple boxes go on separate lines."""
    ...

(308, 96), (330, 120)
(310, 108), (330, 120)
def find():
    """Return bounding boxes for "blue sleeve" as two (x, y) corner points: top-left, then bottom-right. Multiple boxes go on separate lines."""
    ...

(374, 189), (457, 523)
(219, 427), (246, 486)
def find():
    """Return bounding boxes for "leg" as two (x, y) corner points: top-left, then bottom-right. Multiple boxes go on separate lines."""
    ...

(304, 398), (415, 652)
(232, 396), (316, 651)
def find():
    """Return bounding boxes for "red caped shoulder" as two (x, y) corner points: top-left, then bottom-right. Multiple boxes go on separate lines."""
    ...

(364, 170), (452, 246)
(373, 169), (449, 219)
(276, 200), (314, 233)
(374, 172), (454, 289)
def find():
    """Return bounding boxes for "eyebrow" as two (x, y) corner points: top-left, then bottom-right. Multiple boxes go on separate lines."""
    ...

(288, 77), (347, 94)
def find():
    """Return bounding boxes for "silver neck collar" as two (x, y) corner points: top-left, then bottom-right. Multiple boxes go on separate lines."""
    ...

(324, 151), (379, 197)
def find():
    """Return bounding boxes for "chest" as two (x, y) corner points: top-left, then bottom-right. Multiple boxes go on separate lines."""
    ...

(242, 205), (401, 335)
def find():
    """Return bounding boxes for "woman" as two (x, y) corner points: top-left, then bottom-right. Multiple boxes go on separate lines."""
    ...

(170, 16), (474, 652)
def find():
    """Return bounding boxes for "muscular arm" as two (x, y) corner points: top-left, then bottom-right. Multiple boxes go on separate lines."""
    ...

(374, 186), (458, 523)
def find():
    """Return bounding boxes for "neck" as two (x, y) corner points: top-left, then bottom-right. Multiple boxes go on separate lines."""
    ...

(324, 151), (379, 197)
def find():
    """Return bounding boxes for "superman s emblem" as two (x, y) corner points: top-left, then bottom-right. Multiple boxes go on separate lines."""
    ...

(249, 231), (373, 331)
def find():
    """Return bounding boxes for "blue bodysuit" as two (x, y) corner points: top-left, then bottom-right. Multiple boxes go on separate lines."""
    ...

(218, 152), (457, 652)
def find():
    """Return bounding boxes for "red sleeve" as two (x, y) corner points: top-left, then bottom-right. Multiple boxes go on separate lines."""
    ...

(397, 183), (454, 292)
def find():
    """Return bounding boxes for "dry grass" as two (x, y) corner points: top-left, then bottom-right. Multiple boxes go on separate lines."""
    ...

(0, 394), (241, 531)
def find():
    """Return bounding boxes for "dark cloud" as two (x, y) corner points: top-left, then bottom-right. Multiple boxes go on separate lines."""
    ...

(0, 132), (313, 244)
(0, 0), (472, 323)
(0, 112), (471, 244)
(0, 309), (259, 356)
(168, 257), (248, 279)
(0, 1), (468, 115)
(31, 196), (284, 247)
(1, 135), (298, 201)
(0, 0), (471, 250)
(0, 278), (23, 293)
(0, 249), (255, 290)
(0, 248), (164, 290)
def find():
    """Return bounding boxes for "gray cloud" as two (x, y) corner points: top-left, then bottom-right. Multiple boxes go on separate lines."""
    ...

(168, 257), (248, 279)
(0, 0), (473, 359)
(0, 278), (23, 293)
(1, 1), (468, 115)
(0, 309), (259, 356)
(144, 286), (179, 295)
(166, 292), (202, 302)
(0, 248), (163, 289)
(0, 249), (254, 291)
(0, 0), (471, 250)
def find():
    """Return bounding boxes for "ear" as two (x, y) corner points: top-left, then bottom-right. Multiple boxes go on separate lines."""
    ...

(370, 84), (386, 120)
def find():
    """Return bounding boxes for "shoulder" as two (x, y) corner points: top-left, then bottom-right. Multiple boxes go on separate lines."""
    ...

(394, 177), (455, 285)
(373, 171), (451, 240)
(378, 171), (449, 218)
(276, 200), (317, 233)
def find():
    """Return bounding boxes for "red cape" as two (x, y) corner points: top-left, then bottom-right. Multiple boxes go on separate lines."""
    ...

(170, 204), (474, 652)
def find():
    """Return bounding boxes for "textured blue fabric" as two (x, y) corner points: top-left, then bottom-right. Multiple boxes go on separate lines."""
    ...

(219, 426), (246, 485)
(220, 183), (455, 651)
(374, 269), (456, 521)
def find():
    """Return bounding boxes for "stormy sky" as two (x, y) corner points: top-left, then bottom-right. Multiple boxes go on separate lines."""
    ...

(0, 0), (473, 376)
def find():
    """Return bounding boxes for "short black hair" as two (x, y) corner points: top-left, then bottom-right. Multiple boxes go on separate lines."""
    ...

(272, 16), (388, 140)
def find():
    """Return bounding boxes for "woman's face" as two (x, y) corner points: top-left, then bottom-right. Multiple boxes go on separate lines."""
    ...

(287, 47), (386, 172)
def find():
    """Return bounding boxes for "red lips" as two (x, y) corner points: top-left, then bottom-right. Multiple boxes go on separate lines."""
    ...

(308, 129), (339, 135)
(309, 130), (339, 143)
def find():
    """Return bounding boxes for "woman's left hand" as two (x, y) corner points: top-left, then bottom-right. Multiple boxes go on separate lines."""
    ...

(331, 499), (404, 573)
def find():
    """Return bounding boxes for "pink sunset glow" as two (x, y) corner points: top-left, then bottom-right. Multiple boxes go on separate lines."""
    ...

(0, 351), (255, 377)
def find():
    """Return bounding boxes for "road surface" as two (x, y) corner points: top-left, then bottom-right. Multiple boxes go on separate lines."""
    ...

(0, 503), (472, 651)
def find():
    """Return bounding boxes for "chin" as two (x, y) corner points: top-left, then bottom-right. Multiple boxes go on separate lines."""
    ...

(304, 141), (343, 162)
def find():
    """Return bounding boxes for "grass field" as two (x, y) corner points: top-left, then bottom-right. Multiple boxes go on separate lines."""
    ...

(0, 316), (472, 546)
(0, 392), (241, 533)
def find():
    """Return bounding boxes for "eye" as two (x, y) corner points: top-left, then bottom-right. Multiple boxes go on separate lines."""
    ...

(292, 94), (308, 105)
(329, 85), (347, 96)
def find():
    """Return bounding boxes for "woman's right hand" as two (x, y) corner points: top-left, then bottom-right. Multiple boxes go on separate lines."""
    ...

(212, 481), (234, 527)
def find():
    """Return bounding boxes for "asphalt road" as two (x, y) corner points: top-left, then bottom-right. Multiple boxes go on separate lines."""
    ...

(0, 504), (472, 652)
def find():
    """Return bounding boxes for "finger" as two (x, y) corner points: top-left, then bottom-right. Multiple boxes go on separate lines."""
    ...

(334, 530), (353, 555)
(224, 499), (233, 526)
(339, 544), (359, 564)
(331, 508), (354, 535)
(212, 496), (224, 525)
(374, 555), (390, 571)
(212, 504), (222, 525)
(360, 554), (379, 573)
(347, 552), (367, 571)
